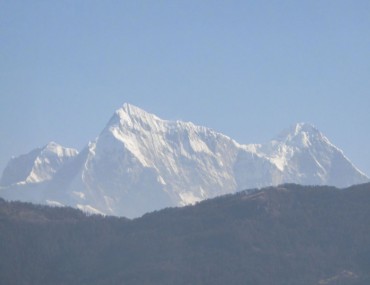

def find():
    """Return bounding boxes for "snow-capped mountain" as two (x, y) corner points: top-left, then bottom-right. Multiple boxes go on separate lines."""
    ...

(0, 142), (78, 187)
(0, 104), (368, 217)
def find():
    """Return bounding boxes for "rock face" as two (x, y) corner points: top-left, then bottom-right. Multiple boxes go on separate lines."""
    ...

(0, 104), (368, 217)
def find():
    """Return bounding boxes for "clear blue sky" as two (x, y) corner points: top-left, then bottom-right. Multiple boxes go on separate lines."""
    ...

(1, 1), (370, 176)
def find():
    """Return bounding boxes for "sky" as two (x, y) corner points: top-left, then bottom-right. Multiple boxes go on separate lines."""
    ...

(1, 1), (370, 176)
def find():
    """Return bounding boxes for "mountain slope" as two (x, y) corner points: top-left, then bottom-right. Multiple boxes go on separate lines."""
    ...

(0, 104), (368, 217)
(1, 183), (370, 285)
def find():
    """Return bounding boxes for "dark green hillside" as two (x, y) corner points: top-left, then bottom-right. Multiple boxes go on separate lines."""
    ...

(1, 183), (370, 285)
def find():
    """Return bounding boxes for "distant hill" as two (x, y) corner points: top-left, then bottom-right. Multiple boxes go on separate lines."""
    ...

(1, 183), (370, 285)
(1, 104), (368, 218)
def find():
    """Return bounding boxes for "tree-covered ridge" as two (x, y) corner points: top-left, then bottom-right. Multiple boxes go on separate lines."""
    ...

(1, 183), (370, 285)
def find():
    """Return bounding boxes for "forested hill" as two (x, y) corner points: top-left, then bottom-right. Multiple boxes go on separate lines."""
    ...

(1, 183), (370, 285)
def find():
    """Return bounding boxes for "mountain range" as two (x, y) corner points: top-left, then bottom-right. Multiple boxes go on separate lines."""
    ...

(0, 103), (368, 217)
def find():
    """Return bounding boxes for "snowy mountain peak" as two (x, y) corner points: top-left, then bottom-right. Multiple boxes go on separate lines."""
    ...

(121, 102), (149, 115)
(107, 103), (164, 134)
(118, 103), (149, 119)
(278, 122), (319, 137)
(275, 122), (327, 148)
(293, 122), (317, 133)
(0, 142), (78, 187)
(42, 141), (78, 157)
(44, 141), (60, 148)
(118, 103), (160, 122)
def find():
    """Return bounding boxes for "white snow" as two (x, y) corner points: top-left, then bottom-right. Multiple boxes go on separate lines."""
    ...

(46, 200), (64, 207)
(179, 191), (202, 206)
(157, 176), (166, 185)
(1, 105), (368, 218)
(77, 204), (105, 216)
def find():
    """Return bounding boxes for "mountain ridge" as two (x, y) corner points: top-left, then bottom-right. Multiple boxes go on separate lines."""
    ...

(1, 183), (370, 285)
(0, 103), (368, 217)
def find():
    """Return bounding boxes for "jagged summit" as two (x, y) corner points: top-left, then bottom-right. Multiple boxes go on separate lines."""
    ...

(110, 103), (215, 135)
(42, 141), (78, 157)
(116, 103), (158, 121)
(275, 122), (321, 144)
(271, 122), (338, 153)
(292, 122), (318, 133)
(0, 142), (78, 187)
(105, 103), (167, 138)
(0, 105), (368, 217)
(120, 103), (155, 116)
